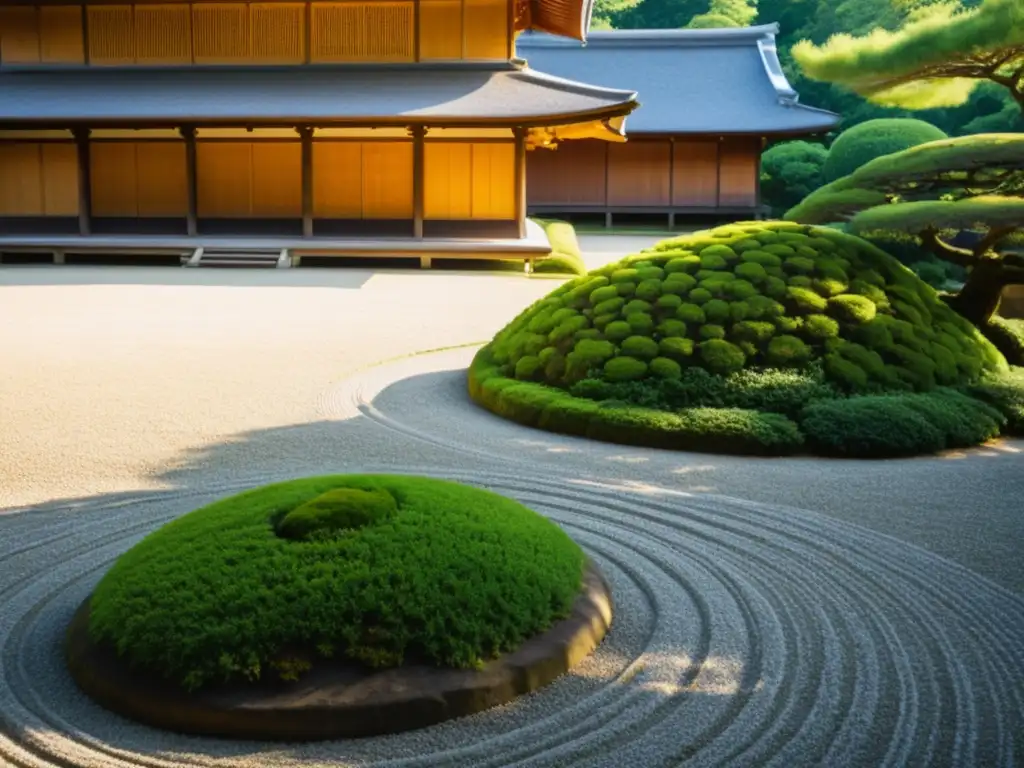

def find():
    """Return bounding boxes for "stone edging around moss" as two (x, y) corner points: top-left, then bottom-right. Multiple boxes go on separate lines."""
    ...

(65, 563), (613, 742)
(468, 345), (805, 456)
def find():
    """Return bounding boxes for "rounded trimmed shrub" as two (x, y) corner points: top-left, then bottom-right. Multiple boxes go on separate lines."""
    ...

(823, 118), (949, 182)
(88, 476), (586, 690)
(474, 221), (1011, 457)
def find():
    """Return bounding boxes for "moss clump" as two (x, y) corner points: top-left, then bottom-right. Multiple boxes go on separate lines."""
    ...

(621, 335), (660, 360)
(787, 286), (828, 313)
(277, 488), (398, 541)
(474, 221), (1011, 457)
(827, 294), (877, 324)
(660, 337), (695, 360)
(700, 339), (746, 375)
(650, 356), (683, 380)
(735, 261), (768, 282)
(676, 303), (706, 324)
(89, 476), (586, 690)
(604, 356), (648, 381)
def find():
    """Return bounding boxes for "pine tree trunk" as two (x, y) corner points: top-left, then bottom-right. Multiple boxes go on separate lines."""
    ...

(946, 259), (1007, 326)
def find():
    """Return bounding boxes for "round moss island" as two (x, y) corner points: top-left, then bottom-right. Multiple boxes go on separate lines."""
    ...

(469, 221), (1024, 458)
(66, 475), (612, 740)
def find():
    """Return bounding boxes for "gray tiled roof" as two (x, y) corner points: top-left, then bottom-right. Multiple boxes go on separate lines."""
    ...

(517, 25), (840, 135)
(0, 65), (636, 126)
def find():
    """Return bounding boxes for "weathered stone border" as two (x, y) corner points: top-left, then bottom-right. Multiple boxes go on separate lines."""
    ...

(65, 563), (613, 741)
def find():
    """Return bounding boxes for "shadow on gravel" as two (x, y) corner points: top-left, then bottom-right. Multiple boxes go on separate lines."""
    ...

(4, 368), (1024, 594)
(157, 366), (1024, 594)
(1, 367), (1022, 764)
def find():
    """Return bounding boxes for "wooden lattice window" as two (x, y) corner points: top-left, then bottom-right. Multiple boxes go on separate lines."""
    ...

(312, 2), (413, 63)
(134, 4), (192, 64)
(87, 6), (136, 65)
(192, 2), (249, 63)
(250, 3), (305, 63)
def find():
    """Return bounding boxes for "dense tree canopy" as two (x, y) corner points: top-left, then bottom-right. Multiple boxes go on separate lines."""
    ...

(687, 0), (757, 27)
(787, 134), (1024, 326)
(792, 0), (1024, 111)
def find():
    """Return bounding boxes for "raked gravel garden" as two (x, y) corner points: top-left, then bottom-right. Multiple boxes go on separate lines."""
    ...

(1, 239), (1024, 767)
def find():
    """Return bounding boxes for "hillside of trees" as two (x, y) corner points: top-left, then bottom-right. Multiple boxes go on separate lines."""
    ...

(591, 0), (1024, 137)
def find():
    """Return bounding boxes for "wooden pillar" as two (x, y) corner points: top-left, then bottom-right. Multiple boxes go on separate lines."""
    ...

(299, 126), (313, 237)
(715, 135), (723, 210)
(668, 137), (675, 228)
(73, 128), (91, 236)
(514, 126), (527, 238)
(603, 141), (611, 227)
(506, 0), (515, 60)
(181, 126), (198, 236)
(755, 135), (765, 219)
(412, 125), (426, 239)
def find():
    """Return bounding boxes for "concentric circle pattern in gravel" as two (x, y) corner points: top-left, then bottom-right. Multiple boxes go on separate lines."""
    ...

(2, 352), (1024, 767)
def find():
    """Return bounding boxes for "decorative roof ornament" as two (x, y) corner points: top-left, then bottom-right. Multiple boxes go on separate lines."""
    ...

(516, 0), (596, 42)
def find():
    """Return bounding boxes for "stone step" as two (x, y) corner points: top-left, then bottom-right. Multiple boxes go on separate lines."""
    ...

(185, 248), (290, 268)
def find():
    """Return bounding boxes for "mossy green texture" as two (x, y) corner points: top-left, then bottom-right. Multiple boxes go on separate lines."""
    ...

(472, 221), (1013, 457)
(801, 389), (1005, 457)
(276, 488), (397, 541)
(88, 475), (586, 691)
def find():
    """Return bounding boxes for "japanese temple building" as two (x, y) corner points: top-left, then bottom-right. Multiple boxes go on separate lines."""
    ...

(518, 25), (840, 226)
(0, 0), (637, 266)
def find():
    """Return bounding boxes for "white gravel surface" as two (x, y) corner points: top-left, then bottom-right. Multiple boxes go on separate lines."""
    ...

(1, 263), (1023, 767)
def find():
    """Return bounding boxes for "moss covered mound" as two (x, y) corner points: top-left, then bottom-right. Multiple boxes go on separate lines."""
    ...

(88, 475), (586, 691)
(470, 222), (1021, 457)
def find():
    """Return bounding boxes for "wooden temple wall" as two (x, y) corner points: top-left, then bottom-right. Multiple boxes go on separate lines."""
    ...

(527, 136), (763, 215)
(0, 141), (79, 218)
(0, 131), (521, 236)
(0, 0), (510, 66)
(314, 140), (414, 220)
(90, 140), (189, 219)
(424, 142), (516, 220)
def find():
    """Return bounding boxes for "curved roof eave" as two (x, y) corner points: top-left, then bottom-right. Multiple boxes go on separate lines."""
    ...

(0, 65), (637, 127)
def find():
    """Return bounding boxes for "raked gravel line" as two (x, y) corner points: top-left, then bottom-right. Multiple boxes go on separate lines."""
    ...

(1, 352), (1024, 766)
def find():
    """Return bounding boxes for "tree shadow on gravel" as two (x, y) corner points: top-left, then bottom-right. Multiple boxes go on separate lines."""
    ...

(157, 365), (1024, 595)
